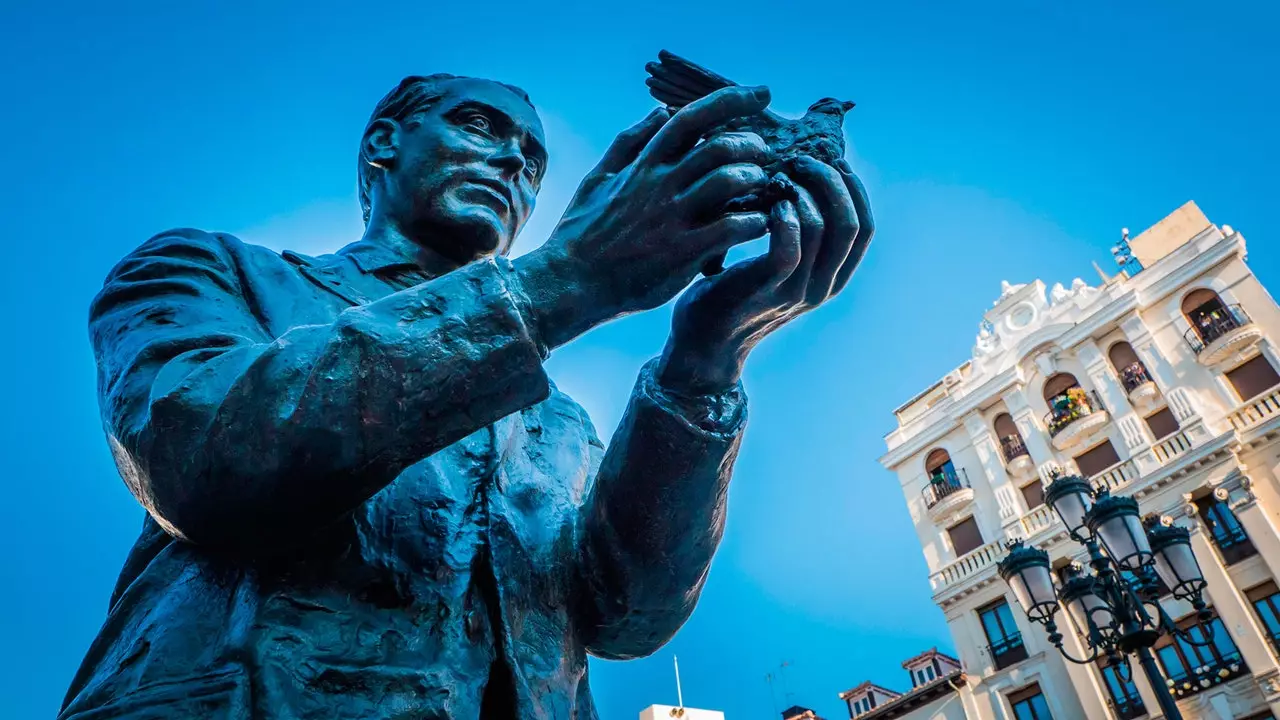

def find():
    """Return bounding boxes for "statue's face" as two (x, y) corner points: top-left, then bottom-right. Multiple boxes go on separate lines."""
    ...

(383, 79), (546, 262)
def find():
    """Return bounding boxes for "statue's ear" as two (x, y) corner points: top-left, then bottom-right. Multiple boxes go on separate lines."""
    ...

(362, 117), (400, 171)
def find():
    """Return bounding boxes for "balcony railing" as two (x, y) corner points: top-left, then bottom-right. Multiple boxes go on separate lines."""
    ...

(1184, 304), (1253, 354)
(988, 632), (1029, 670)
(1167, 651), (1247, 700)
(1044, 388), (1106, 438)
(999, 434), (1029, 464)
(922, 467), (970, 508)
(1227, 384), (1280, 431)
(1118, 361), (1153, 393)
(931, 539), (1003, 591)
(1111, 695), (1147, 720)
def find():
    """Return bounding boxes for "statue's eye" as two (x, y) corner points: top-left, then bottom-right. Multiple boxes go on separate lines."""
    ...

(524, 156), (542, 180)
(462, 113), (493, 135)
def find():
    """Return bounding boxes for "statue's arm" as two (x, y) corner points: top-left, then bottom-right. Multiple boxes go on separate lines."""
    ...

(574, 359), (746, 659)
(91, 229), (550, 550)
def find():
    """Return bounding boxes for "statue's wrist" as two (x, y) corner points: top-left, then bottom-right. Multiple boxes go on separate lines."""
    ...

(656, 337), (745, 397)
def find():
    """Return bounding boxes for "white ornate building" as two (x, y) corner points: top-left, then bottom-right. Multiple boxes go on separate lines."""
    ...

(873, 202), (1280, 720)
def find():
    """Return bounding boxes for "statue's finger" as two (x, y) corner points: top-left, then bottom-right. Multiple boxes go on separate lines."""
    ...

(777, 173), (823, 301)
(765, 199), (802, 283)
(675, 163), (769, 221)
(644, 85), (770, 163)
(671, 132), (770, 188)
(787, 156), (858, 302)
(595, 107), (671, 176)
(832, 166), (875, 295)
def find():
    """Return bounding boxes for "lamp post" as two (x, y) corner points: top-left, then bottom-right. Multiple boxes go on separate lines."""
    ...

(997, 473), (1217, 720)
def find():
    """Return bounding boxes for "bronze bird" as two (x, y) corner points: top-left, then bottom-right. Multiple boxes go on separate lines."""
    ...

(645, 49), (855, 274)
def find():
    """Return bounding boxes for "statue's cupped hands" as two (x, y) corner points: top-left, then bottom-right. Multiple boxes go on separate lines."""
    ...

(514, 85), (780, 349)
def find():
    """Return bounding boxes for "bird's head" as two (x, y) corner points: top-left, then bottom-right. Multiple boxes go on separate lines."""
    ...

(807, 97), (856, 117)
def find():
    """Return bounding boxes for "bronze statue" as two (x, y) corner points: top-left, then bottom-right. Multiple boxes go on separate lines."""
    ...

(61, 59), (872, 719)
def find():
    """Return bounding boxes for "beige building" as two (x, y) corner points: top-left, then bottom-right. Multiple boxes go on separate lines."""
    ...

(871, 202), (1280, 720)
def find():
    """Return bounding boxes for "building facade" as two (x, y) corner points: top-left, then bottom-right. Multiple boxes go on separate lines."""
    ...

(877, 202), (1280, 720)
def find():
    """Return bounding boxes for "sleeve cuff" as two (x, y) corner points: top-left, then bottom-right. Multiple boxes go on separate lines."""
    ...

(639, 358), (747, 435)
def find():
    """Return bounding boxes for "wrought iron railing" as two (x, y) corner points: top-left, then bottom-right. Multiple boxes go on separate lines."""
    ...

(1044, 389), (1107, 437)
(1111, 695), (1147, 720)
(988, 632), (1028, 670)
(1119, 361), (1153, 393)
(922, 467), (970, 508)
(1184, 304), (1253, 354)
(1000, 434), (1029, 464)
(1166, 651), (1247, 699)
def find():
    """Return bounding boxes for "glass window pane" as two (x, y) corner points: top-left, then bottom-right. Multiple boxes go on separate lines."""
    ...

(1013, 702), (1034, 720)
(981, 606), (1005, 642)
(1254, 597), (1280, 635)
(1031, 694), (1053, 719)
(1157, 645), (1188, 679)
(1209, 618), (1240, 660)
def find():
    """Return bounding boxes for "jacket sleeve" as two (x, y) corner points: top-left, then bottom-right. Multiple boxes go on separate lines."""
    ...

(575, 358), (747, 659)
(91, 229), (550, 550)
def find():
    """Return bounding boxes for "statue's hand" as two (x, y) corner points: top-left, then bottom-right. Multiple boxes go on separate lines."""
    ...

(515, 86), (775, 349)
(656, 157), (874, 395)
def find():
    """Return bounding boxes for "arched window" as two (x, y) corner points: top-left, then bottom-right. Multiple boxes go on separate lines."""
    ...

(1182, 288), (1251, 347)
(1182, 288), (1225, 321)
(1043, 372), (1081, 402)
(1108, 341), (1152, 392)
(994, 413), (1028, 463)
(926, 449), (955, 484)
(1043, 373), (1098, 437)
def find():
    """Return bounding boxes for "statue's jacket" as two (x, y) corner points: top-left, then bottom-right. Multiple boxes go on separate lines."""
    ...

(61, 229), (746, 719)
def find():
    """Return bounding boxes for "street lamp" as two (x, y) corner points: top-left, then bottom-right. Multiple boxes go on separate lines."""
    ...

(998, 473), (1215, 720)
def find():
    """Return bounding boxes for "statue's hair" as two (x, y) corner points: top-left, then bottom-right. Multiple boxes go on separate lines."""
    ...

(358, 74), (534, 224)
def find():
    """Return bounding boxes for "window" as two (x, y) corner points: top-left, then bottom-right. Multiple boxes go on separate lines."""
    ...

(1007, 684), (1053, 720)
(948, 516), (984, 557)
(1109, 342), (1153, 393)
(1154, 613), (1247, 697)
(1098, 657), (1145, 720)
(926, 448), (957, 484)
(1226, 355), (1280, 401)
(995, 413), (1029, 464)
(926, 664), (935, 680)
(1144, 407), (1180, 441)
(1247, 581), (1280, 653)
(980, 599), (1028, 670)
(1020, 479), (1045, 510)
(1074, 440), (1121, 478)
(1196, 493), (1256, 564)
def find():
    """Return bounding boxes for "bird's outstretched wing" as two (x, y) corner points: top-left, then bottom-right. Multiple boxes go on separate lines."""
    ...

(645, 49), (738, 108)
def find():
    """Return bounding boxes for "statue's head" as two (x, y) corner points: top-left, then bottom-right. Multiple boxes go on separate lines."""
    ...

(359, 74), (546, 262)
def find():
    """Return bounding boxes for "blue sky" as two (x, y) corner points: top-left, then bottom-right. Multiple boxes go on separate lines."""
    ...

(2, 1), (1278, 718)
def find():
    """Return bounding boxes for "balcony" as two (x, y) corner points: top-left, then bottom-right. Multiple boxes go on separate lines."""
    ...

(930, 539), (1003, 592)
(1119, 361), (1158, 406)
(1166, 652), (1247, 700)
(923, 468), (973, 523)
(1184, 304), (1263, 366)
(1044, 389), (1110, 451)
(1110, 694), (1146, 720)
(1000, 434), (1033, 476)
(988, 632), (1029, 670)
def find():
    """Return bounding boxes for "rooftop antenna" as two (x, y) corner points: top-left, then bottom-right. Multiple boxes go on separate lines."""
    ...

(780, 660), (795, 705)
(765, 671), (779, 715)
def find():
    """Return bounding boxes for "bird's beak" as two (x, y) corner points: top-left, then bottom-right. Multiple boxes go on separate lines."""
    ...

(842, 100), (856, 112)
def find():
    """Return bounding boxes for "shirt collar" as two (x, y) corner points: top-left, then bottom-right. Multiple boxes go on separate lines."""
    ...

(337, 240), (420, 274)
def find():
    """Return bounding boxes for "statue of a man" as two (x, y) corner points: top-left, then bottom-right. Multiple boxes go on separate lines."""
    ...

(61, 73), (872, 719)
